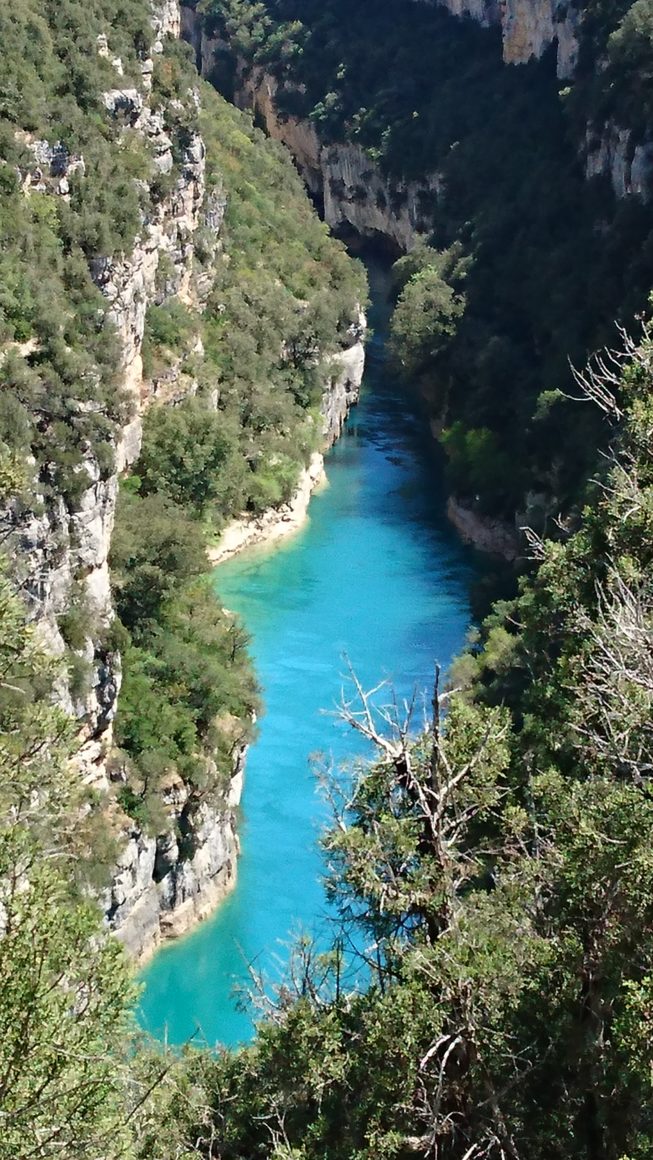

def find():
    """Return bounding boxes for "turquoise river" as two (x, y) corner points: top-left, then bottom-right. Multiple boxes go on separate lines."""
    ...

(138, 259), (479, 1047)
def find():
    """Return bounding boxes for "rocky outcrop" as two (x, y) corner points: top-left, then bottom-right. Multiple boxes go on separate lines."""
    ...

(323, 314), (367, 443)
(446, 496), (520, 560)
(4, 0), (368, 961)
(152, 0), (181, 46)
(3, 9), (210, 796)
(584, 122), (653, 201)
(3, 463), (121, 789)
(430, 0), (579, 77)
(1, 0), (243, 956)
(108, 748), (246, 963)
(189, 53), (441, 252)
(91, 107), (208, 471)
(321, 143), (441, 253)
(501, 0), (579, 75)
(239, 70), (439, 250)
(15, 135), (86, 198)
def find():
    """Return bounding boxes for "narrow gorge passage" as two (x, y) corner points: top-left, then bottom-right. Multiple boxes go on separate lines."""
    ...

(137, 256), (481, 1046)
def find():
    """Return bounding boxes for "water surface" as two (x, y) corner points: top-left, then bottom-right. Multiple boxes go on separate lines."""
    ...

(138, 259), (478, 1046)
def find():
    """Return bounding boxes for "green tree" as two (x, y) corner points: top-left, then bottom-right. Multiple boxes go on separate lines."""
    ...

(162, 322), (653, 1160)
(0, 564), (143, 1160)
(137, 400), (247, 520)
(110, 491), (207, 635)
(389, 265), (464, 379)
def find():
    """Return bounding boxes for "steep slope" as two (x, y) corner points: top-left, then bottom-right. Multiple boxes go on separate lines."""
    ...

(187, 0), (653, 545)
(151, 311), (653, 1160)
(0, 0), (365, 958)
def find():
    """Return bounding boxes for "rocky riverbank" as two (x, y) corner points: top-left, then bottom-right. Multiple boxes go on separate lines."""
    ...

(446, 497), (520, 561)
(208, 453), (327, 566)
(107, 747), (247, 965)
(209, 332), (366, 566)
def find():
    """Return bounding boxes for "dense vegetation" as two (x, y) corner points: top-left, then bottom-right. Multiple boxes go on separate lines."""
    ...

(4, 0), (653, 1157)
(0, 0), (157, 498)
(109, 69), (364, 829)
(150, 317), (653, 1160)
(0, 0), (364, 831)
(0, 0), (366, 1151)
(6, 305), (653, 1159)
(142, 69), (365, 519)
(0, 565), (163, 1159)
(203, 0), (653, 525)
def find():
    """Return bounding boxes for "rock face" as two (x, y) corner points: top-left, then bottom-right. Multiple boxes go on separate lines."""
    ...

(90, 101), (209, 472)
(3, 465), (121, 787)
(446, 496), (520, 560)
(3, 0), (367, 961)
(4, 3), (210, 798)
(584, 123), (653, 201)
(430, 0), (652, 199)
(1, 0), (234, 959)
(180, 37), (441, 251)
(429, 0), (579, 77)
(241, 70), (440, 250)
(500, 0), (579, 75)
(323, 313), (367, 443)
(107, 748), (246, 963)
(321, 143), (441, 253)
(187, 0), (651, 225)
(237, 69), (439, 251)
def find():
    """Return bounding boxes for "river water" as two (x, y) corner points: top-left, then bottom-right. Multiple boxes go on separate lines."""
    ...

(137, 258), (478, 1047)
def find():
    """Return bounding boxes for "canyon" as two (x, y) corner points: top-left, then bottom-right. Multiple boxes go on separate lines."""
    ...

(6, 0), (649, 963)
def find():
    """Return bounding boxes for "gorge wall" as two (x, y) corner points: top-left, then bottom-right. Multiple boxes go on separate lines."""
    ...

(184, 0), (652, 240)
(181, 2), (440, 253)
(431, 0), (653, 199)
(2, 0), (364, 962)
(1, 0), (235, 962)
(180, 0), (653, 560)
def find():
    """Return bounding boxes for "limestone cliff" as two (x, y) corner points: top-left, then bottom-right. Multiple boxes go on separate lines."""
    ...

(234, 69), (439, 250)
(3, 0), (364, 961)
(423, 0), (579, 76)
(323, 314), (367, 443)
(106, 746), (246, 962)
(0, 1), (229, 960)
(584, 122), (653, 201)
(179, 0), (438, 251)
(186, 0), (651, 234)
(3, 2), (209, 792)
(426, 0), (651, 199)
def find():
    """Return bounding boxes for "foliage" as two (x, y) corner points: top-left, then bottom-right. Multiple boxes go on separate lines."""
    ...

(194, 83), (366, 517)
(207, 0), (653, 519)
(110, 490), (259, 827)
(0, 0), (160, 499)
(154, 319), (653, 1160)
(0, 563), (141, 1159)
(110, 491), (208, 635)
(389, 264), (464, 379)
(440, 422), (514, 509)
(109, 73), (367, 827)
(137, 401), (246, 519)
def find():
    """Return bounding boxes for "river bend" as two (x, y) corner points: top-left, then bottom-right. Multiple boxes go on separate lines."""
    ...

(138, 258), (478, 1046)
